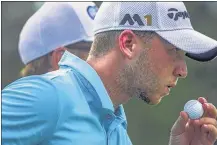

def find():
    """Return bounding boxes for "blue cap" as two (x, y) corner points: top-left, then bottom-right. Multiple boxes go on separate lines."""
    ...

(19, 2), (98, 64)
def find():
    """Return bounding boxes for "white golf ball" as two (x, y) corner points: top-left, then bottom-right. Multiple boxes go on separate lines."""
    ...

(184, 100), (204, 120)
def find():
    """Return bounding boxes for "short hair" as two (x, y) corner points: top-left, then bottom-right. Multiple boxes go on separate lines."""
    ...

(89, 30), (156, 58)
(20, 53), (52, 77)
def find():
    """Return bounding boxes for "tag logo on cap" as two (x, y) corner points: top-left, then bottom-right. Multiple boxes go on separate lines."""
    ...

(87, 6), (98, 20)
(120, 14), (152, 26)
(167, 8), (190, 21)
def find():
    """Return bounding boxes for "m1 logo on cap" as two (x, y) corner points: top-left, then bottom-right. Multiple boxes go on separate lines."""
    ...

(167, 8), (190, 21)
(87, 6), (98, 20)
(120, 14), (152, 26)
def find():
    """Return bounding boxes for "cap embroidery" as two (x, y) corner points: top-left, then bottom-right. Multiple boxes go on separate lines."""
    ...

(87, 5), (98, 20)
(120, 14), (152, 26)
(167, 8), (190, 21)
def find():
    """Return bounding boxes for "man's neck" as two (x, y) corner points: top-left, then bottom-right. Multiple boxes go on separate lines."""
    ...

(86, 52), (130, 109)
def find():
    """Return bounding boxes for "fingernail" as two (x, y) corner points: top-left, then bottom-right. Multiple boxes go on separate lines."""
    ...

(202, 97), (208, 103)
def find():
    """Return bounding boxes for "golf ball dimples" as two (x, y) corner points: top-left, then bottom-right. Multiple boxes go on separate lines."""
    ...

(184, 100), (204, 120)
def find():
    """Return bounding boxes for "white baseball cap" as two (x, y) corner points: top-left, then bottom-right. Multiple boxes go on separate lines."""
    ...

(94, 2), (217, 61)
(19, 2), (98, 64)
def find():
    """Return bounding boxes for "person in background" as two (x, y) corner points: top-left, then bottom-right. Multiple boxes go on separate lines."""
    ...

(19, 2), (98, 77)
(2, 2), (217, 145)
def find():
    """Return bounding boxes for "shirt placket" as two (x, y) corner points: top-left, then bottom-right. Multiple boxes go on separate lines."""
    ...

(106, 115), (125, 145)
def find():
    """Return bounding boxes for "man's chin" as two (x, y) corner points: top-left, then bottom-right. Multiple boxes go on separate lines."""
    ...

(147, 96), (163, 105)
(138, 91), (163, 105)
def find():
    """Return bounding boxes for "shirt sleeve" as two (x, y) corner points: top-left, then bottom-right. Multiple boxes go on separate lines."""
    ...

(2, 77), (59, 145)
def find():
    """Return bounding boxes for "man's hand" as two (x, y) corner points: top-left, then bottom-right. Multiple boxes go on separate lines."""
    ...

(169, 97), (217, 145)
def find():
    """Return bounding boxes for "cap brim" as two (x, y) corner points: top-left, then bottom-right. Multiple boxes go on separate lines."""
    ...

(156, 29), (217, 62)
(63, 36), (93, 47)
(83, 36), (94, 42)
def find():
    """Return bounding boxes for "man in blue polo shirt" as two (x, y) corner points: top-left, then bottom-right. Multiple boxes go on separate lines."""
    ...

(2, 2), (217, 145)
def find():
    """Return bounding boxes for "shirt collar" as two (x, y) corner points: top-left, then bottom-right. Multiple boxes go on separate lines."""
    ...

(115, 105), (127, 121)
(115, 105), (127, 128)
(58, 51), (114, 112)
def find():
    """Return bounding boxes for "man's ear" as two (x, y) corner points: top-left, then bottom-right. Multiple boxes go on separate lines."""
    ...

(118, 30), (137, 60)
(50, 47), (66, 70)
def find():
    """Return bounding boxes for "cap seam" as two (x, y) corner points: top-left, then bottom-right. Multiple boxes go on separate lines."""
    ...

(156, 2), (162, 29)
(69, 2), (91, 37)
(94, 27), (193, 34)
(37, 5), (55, 59)
(115, 2), (121, 30)
(38, 15), (45, 55)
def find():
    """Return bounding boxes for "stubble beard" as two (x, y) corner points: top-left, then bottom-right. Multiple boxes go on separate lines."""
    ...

(116, 50), (160, 105)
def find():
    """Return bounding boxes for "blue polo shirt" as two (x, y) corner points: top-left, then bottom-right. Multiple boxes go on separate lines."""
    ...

(2, 51), (132, 145)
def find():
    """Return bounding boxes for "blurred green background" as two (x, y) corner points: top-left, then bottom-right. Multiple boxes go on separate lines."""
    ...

(2, 2), (217, 145)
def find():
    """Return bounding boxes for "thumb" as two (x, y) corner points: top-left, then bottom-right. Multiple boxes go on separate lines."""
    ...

(171, 111), (189, 136)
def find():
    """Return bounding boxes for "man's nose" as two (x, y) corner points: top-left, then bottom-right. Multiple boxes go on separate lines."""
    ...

(173, 61), (188, 78)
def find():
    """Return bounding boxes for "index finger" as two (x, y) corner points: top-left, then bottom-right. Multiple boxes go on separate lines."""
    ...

(198, 97), (208, 104)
